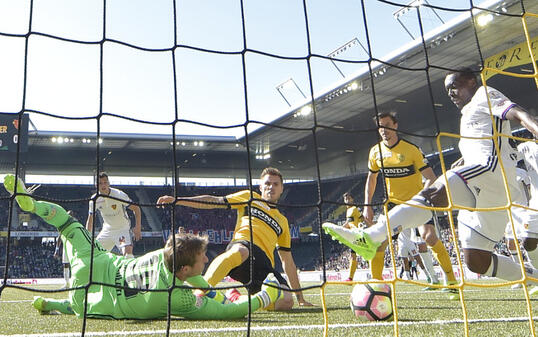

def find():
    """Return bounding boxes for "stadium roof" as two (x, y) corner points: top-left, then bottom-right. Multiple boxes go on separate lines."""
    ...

(9, 0), (538, 180)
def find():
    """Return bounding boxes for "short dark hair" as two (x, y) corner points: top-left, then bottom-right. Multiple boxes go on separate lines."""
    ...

(446, 67), (478, 83)
(343, 192), (352, 199)
(261, 167), (283, 184)
(373, 110), (398, 124)
(163, 233), (208, 273)
(98, 172), (109, 180)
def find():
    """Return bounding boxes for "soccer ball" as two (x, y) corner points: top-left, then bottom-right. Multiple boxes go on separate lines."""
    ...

(350, 283), (393, 321)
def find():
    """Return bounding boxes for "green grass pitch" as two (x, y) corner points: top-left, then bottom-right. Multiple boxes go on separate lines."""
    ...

(1, 281), (537, 336)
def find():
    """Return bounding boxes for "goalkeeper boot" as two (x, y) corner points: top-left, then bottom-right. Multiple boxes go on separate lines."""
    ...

(32, 296), (50, 315)
(322, 222), (380, 260)
(257, 273), (282, 308)
(4, 174), (35, 212)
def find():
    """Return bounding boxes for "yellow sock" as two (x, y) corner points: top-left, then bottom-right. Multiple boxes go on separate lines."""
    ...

(349, 258), (358, 280)
(204, 249), (244, 286)
(370, 251), (385, 280)
(430, 240), (456, 282)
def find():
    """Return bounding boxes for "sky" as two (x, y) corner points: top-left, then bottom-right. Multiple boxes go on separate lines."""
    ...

(0, 0), (479, 138)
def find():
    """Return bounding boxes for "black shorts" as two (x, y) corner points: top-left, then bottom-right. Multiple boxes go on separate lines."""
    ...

(227, 240), (289, 293)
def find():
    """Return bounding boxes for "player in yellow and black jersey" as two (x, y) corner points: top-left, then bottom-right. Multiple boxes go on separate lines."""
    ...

(342, 192), (364, 281)
(157, 167), (313, 310)
(363, 111), (457, 294)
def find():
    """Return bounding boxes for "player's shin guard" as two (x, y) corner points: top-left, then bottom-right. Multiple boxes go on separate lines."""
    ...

(430, 240), (456, 282)
(204, 249), (243, 287)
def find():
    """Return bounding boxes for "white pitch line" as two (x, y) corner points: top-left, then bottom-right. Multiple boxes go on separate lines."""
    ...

(0, 288), (521, 304)
(1, 316), (537, 337)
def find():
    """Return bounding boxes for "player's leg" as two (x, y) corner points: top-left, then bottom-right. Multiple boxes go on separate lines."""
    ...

(519, 210), (538, 268)
(459, 210), (538, 282)
(95, 230), (116, 252)
(183, 274), (282, 320)
(117, 228), (134, 258)
(346, 250), (358, 281)
(204, 241), (248, 287)
(418, 223), (457, 286)
(324, 170), (476, 259)
(227, 244), (294, 311)
(370, 240), (387, 280)
(401, 257), (411, 280)
(32, 296), (74, 315)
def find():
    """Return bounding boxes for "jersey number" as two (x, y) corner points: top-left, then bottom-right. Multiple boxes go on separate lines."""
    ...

(124, 255), (159, 298)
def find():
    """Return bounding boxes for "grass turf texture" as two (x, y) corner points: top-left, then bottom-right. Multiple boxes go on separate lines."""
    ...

(1, 281), (537, 336)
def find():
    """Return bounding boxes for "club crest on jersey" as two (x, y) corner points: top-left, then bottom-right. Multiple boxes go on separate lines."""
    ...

(397, 154), (405, 162)
(111, 204), (117, 210)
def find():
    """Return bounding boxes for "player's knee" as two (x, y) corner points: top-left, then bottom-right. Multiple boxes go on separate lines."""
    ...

(523, 238), (538, 252)
(229, 243), (250, 262)
(463, 251), (489, 274)
(418, 183), (448, 207)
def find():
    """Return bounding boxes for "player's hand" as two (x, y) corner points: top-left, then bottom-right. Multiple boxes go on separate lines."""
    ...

(297, 298), (314, 307)
(157, 195), (175, 208)
(450, 157), (464, 169)
(133, 226), (142, 241)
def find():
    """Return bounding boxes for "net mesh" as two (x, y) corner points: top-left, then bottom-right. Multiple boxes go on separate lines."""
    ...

(0, 1), (537, 336)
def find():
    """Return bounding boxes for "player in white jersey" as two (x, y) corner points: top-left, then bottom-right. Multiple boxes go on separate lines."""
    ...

(85, 173), (142, 258)
(324, 67), (538, 286)
(505, 142), (538, 272)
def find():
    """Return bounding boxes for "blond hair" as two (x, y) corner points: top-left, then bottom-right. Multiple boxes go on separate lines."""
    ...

(163, 233), (208, 273)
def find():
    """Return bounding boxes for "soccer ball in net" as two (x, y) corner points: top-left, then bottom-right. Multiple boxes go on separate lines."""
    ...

(350, 283), (393, 321)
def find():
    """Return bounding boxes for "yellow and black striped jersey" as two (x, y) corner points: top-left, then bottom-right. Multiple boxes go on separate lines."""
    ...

(225, 190), (290, 266)
(346, 206), (364, 228)
(368, 139), (430, 202)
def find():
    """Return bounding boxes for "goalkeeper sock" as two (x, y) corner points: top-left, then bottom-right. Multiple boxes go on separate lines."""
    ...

(204, 249), (243, 286)
(370, 251), (385, 280)
(430, 240), (456, 283)
(43, 298), (74, 315)
(348, 257), (358, 280)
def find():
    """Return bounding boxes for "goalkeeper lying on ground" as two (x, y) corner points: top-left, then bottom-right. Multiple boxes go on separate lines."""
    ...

(4, 174), (281, 320)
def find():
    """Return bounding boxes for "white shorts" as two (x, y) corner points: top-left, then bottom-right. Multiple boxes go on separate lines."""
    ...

(448, 162), (518, 250)
(398, 229), (418, 258)
(96, 227), (133, 251)
(505, 205), (538, 240)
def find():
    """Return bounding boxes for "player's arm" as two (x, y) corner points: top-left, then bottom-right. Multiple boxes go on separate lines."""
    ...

(277, 249), (313, 307)
(363, 170), (378, 225)
(157, 195), (227, 209)
(128, 203), (142, 241)
(505, 107), (538, 138)
(420, 167), (436, 189)
(85, 213), (94, 233)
